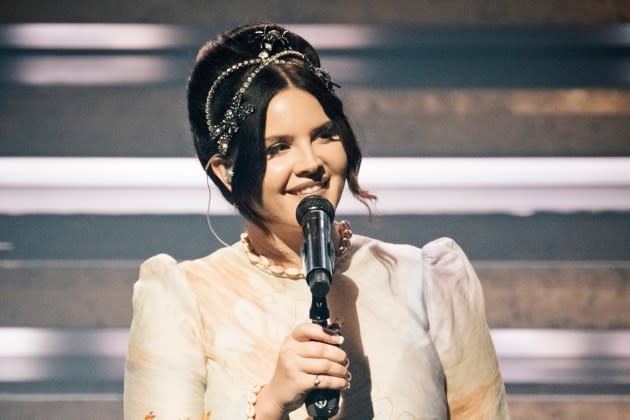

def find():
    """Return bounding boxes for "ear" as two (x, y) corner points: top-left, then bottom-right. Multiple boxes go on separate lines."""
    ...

(208, 154), (233, 192)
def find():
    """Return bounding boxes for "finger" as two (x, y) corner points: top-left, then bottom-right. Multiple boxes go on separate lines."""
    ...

(343, 379), (352, 391)
(343, 371), (352, 391)
(300, 358), (349, 379)
(308, 373), (348, 391)
(291, 322), (344, 346)
(297, 341), (347, 364)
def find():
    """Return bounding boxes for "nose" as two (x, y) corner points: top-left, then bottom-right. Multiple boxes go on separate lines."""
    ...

(294, 140), (323, 177)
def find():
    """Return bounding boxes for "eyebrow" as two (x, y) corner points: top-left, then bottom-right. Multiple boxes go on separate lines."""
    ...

(310, 121), (336, 138)
(264, 120), (335, 144)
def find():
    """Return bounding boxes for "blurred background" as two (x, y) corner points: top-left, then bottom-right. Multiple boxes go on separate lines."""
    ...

(1, 1), (630, 419)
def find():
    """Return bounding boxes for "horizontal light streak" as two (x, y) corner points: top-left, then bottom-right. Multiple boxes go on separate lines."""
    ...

(509, 89), (630, 116)
(0, 23), (191, 50)
(1, 157), (629, 216)
(4, 55), (358, 86)
(0, 328), (127, 357)
(4, 23), (630, 51)
(0, 393), (122, 401)
(493, 329), (630, 358)
(7, 56), (178, 86)
(1, 328), (628, 358)
(1, 328), (629, 384)
(3, 23), (630, 88)
(0, 23), (374, 51)
(343, 89), (630, 116)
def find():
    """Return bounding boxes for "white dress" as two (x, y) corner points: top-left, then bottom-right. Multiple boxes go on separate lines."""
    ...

(124, 235), (510, 419)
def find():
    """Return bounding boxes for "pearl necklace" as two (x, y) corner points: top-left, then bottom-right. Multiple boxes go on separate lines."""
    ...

(240, 220), (353, 280)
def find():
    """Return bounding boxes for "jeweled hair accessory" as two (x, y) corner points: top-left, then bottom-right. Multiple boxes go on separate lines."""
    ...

(204, 27), (337, 156)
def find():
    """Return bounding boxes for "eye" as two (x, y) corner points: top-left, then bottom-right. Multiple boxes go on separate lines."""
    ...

(266, 142), (290, 158)
(316, 128), (341, 142)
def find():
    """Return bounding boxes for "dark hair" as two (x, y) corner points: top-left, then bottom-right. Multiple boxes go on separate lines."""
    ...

(187, 23), (374, 230)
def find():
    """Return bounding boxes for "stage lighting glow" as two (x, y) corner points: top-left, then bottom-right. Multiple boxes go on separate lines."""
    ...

(1, 23), (188, 50)
(0, 157), (628, 215)
(9, 56), (175, 85)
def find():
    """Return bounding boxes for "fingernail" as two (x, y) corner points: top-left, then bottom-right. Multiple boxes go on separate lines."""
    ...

(337, 335), (344, 345)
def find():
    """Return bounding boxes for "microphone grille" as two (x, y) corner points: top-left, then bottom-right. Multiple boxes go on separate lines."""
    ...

(296, 195), (335, 224)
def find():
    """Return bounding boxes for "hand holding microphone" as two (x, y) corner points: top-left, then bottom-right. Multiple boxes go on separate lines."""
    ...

(250, 196), (349, 419)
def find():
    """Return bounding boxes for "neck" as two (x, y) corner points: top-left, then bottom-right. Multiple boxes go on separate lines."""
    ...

(246, 223), (303, 268)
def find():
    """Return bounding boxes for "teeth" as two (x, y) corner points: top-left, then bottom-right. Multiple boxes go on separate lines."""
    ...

(295, 185), (322, 195)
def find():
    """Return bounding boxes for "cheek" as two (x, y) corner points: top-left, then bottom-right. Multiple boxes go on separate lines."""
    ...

(262, 159), (291, 192)
(331, 145), (348, 175)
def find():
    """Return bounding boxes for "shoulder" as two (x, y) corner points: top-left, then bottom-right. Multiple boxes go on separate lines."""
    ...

(150, 244), (253, 310)
(133, 253), (201, 314)
(350, 234), (468, 270)
(349, 234), (423, 266)
(421, 237), (472, 279)
(177, 243), (242, 284)
(348, 235), (477, 302)
(421, 237), (488, 338)
(421, 236), (461, 257)
(138, 253), (179, 280)
(420, 237), (481, 303)
(135, 244), (240, 300)
(136, 253), (181, 290)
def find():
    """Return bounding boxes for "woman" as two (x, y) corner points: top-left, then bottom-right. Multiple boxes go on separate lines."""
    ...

(124, 23), (510, 419)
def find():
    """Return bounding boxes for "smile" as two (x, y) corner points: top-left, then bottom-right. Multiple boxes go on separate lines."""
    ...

(294, 184), (323, 195)
(287, 179), (330, 196)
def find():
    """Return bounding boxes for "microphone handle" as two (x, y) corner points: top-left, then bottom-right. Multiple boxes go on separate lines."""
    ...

(305, 317), (341, 419)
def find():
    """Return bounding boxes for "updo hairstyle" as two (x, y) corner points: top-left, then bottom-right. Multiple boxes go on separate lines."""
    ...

(187, 23), (374, 229)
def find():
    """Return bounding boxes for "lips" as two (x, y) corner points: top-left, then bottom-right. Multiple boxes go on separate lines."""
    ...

(295, 184), (323, 195)
(287, 179), (329, 195)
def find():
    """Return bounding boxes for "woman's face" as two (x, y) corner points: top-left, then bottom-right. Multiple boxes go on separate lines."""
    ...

(259, 87), (347, 232)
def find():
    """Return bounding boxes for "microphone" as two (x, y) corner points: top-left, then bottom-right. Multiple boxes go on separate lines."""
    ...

(295, 195), (336, 298)
(296, 195), (341, 419)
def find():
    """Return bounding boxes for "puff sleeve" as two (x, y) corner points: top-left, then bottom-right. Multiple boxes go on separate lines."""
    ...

(423, 238), (510, 420)
(124, 254), (208, 420)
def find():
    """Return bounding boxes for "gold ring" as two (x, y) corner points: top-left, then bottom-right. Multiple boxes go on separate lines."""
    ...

(314, 374), (321, 387)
